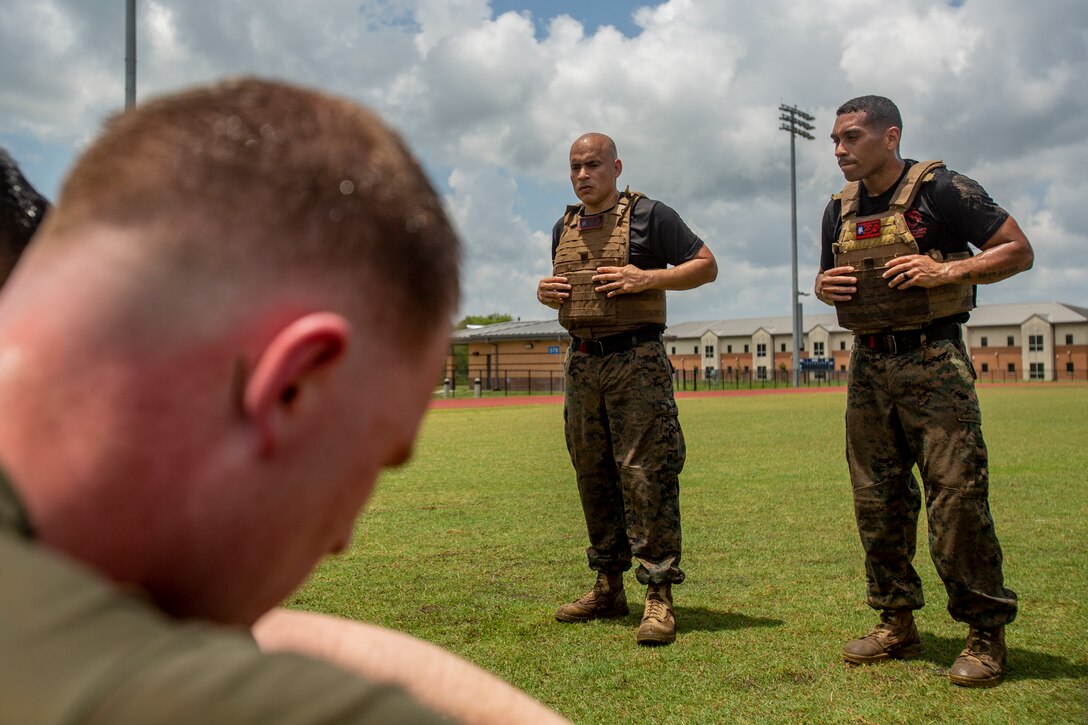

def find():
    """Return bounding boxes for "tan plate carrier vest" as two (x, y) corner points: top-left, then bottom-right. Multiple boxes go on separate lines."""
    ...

(832, 160), (973, 334)
(553, 188), (666, 338)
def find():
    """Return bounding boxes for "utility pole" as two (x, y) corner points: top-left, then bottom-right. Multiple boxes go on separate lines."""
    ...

(125, 0), (136, 109)
(779, 104), (815, 387)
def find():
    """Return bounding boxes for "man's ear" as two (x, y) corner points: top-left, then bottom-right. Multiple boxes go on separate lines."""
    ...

(885, 126), (901, 151)
(243, 312), (350, 457)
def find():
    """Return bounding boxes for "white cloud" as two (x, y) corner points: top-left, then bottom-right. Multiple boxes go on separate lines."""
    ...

(1, 0), (1084, 322)
(840, 6), (981, 95)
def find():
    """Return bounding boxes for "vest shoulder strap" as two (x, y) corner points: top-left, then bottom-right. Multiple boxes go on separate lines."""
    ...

(837, 160), (944, 220)
(617, 187), (644, 216)
(890, 160), (944, 210)
(563, 204), (581, 228)
(564, 188), (644, 226)
(838, 182), (861, 221)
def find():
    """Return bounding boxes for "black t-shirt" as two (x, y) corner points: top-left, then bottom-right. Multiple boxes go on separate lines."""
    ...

(551, 196), (705, 269)
(820, 160), (1009, 271)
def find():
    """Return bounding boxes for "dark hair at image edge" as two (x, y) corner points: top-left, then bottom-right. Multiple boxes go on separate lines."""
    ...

(0, 148), (50, 282)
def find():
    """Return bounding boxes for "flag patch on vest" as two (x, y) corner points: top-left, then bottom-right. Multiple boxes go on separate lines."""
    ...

(856, 220), (881, 240)
(578, 213), (604, 231)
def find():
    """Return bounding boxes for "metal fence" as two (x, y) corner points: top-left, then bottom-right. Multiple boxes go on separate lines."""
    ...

(440, 366), (1087, 397)
(443, 370), (565, 397)
(442, 367), (846, 396)
(672, 367), (849, 391)
(975, 369), (1088, 384)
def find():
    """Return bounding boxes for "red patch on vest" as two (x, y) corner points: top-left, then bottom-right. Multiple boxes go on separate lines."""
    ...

(855, 220), (881, 240)
(578, 214), (604, 231)
(905, 208), (927, 240)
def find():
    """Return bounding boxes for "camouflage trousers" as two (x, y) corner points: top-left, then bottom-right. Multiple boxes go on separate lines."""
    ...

(564, 339), (686, 585)
(846, 337), (1018, 627)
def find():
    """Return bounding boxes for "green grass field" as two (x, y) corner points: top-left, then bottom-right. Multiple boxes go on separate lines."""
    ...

(288, 385), (1088, 724)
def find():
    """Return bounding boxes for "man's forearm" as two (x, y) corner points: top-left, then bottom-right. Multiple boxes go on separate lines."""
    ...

(946, 244), (1032, 284)
(253, 609), (570, 725)
(649, 247), (718, 291)
(947, 216), (1034, 285)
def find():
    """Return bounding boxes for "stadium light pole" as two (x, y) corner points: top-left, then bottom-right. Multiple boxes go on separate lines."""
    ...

(125, 0), (136, 109)
(779, 104), (815, 387)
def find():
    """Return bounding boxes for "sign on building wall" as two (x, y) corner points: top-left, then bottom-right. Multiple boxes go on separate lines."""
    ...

(800, 358), (835, 371)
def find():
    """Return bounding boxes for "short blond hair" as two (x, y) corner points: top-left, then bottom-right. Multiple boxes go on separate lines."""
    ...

(48, 77), (460, 343)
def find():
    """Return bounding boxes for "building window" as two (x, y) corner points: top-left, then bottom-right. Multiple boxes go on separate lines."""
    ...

(1067, 362), (1075, 373)
(726, 344), (732, 353)
(780, 343), (786, 352)
(704, 345), (714, 359)
(756, 366), (767, 380)
(840, 341), (846, 351)
(1066, 334), (1075, 345)
(1030, 362), (1045, 380)
(744, 344), (749, 353)
(980, 336), (988, 347)
(981, 363), (989, 373)
(756, 343), (767, 357)
(1007, 335), (1015, 346)
(1007, 363), (1016, 373)
(1029, 334), (1044, 352)
(813, 341), (825, 356)
(671, 346), (676, 355)
(840, 364), (846, 372)
(693, 345), (699, 354)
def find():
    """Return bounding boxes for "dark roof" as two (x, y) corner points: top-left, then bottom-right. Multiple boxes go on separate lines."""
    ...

(450, 319), (568, 342)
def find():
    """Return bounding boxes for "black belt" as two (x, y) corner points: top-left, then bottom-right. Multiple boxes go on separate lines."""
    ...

(571, 329), (662, 356)
(857, 322), (961, 356)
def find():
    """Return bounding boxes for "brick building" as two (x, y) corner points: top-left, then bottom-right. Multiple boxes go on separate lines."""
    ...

(447, 302), (1088, 390)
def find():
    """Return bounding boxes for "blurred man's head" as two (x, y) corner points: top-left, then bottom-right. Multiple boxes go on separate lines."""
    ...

(0, 77), (460, 625)
(0, 148), (49, 285)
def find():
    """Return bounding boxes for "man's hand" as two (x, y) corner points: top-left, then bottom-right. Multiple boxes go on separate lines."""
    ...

(883, 254), (945, 289)
(537, 276), (570, 308)
(815, 265), (857, 304)
(593, 265), (653, 297)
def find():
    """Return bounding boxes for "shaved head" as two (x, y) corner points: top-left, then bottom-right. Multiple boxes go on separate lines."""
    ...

(571, 133), (618, 162)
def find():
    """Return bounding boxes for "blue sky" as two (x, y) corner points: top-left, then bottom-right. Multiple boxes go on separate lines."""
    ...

(489, 1), (644, 37)
(2, 0), (1085, 322)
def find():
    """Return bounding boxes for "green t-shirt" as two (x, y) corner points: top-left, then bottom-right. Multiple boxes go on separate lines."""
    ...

(0, 473), (447, 723)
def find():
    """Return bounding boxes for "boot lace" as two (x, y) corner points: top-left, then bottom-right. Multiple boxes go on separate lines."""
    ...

(966, 628), (997, 656)
(644, 596), (669, 622)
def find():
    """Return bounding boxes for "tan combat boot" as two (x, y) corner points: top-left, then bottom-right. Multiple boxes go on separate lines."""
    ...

(843, 609), (922, 664)
(555, 572), (628, 622)
(636, 583), (676, 645)
(950, 625), (1006, 688)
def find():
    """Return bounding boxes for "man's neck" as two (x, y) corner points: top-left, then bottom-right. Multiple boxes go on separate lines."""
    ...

(583, 190), (620, 216)
(862, 158), (906, 197)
